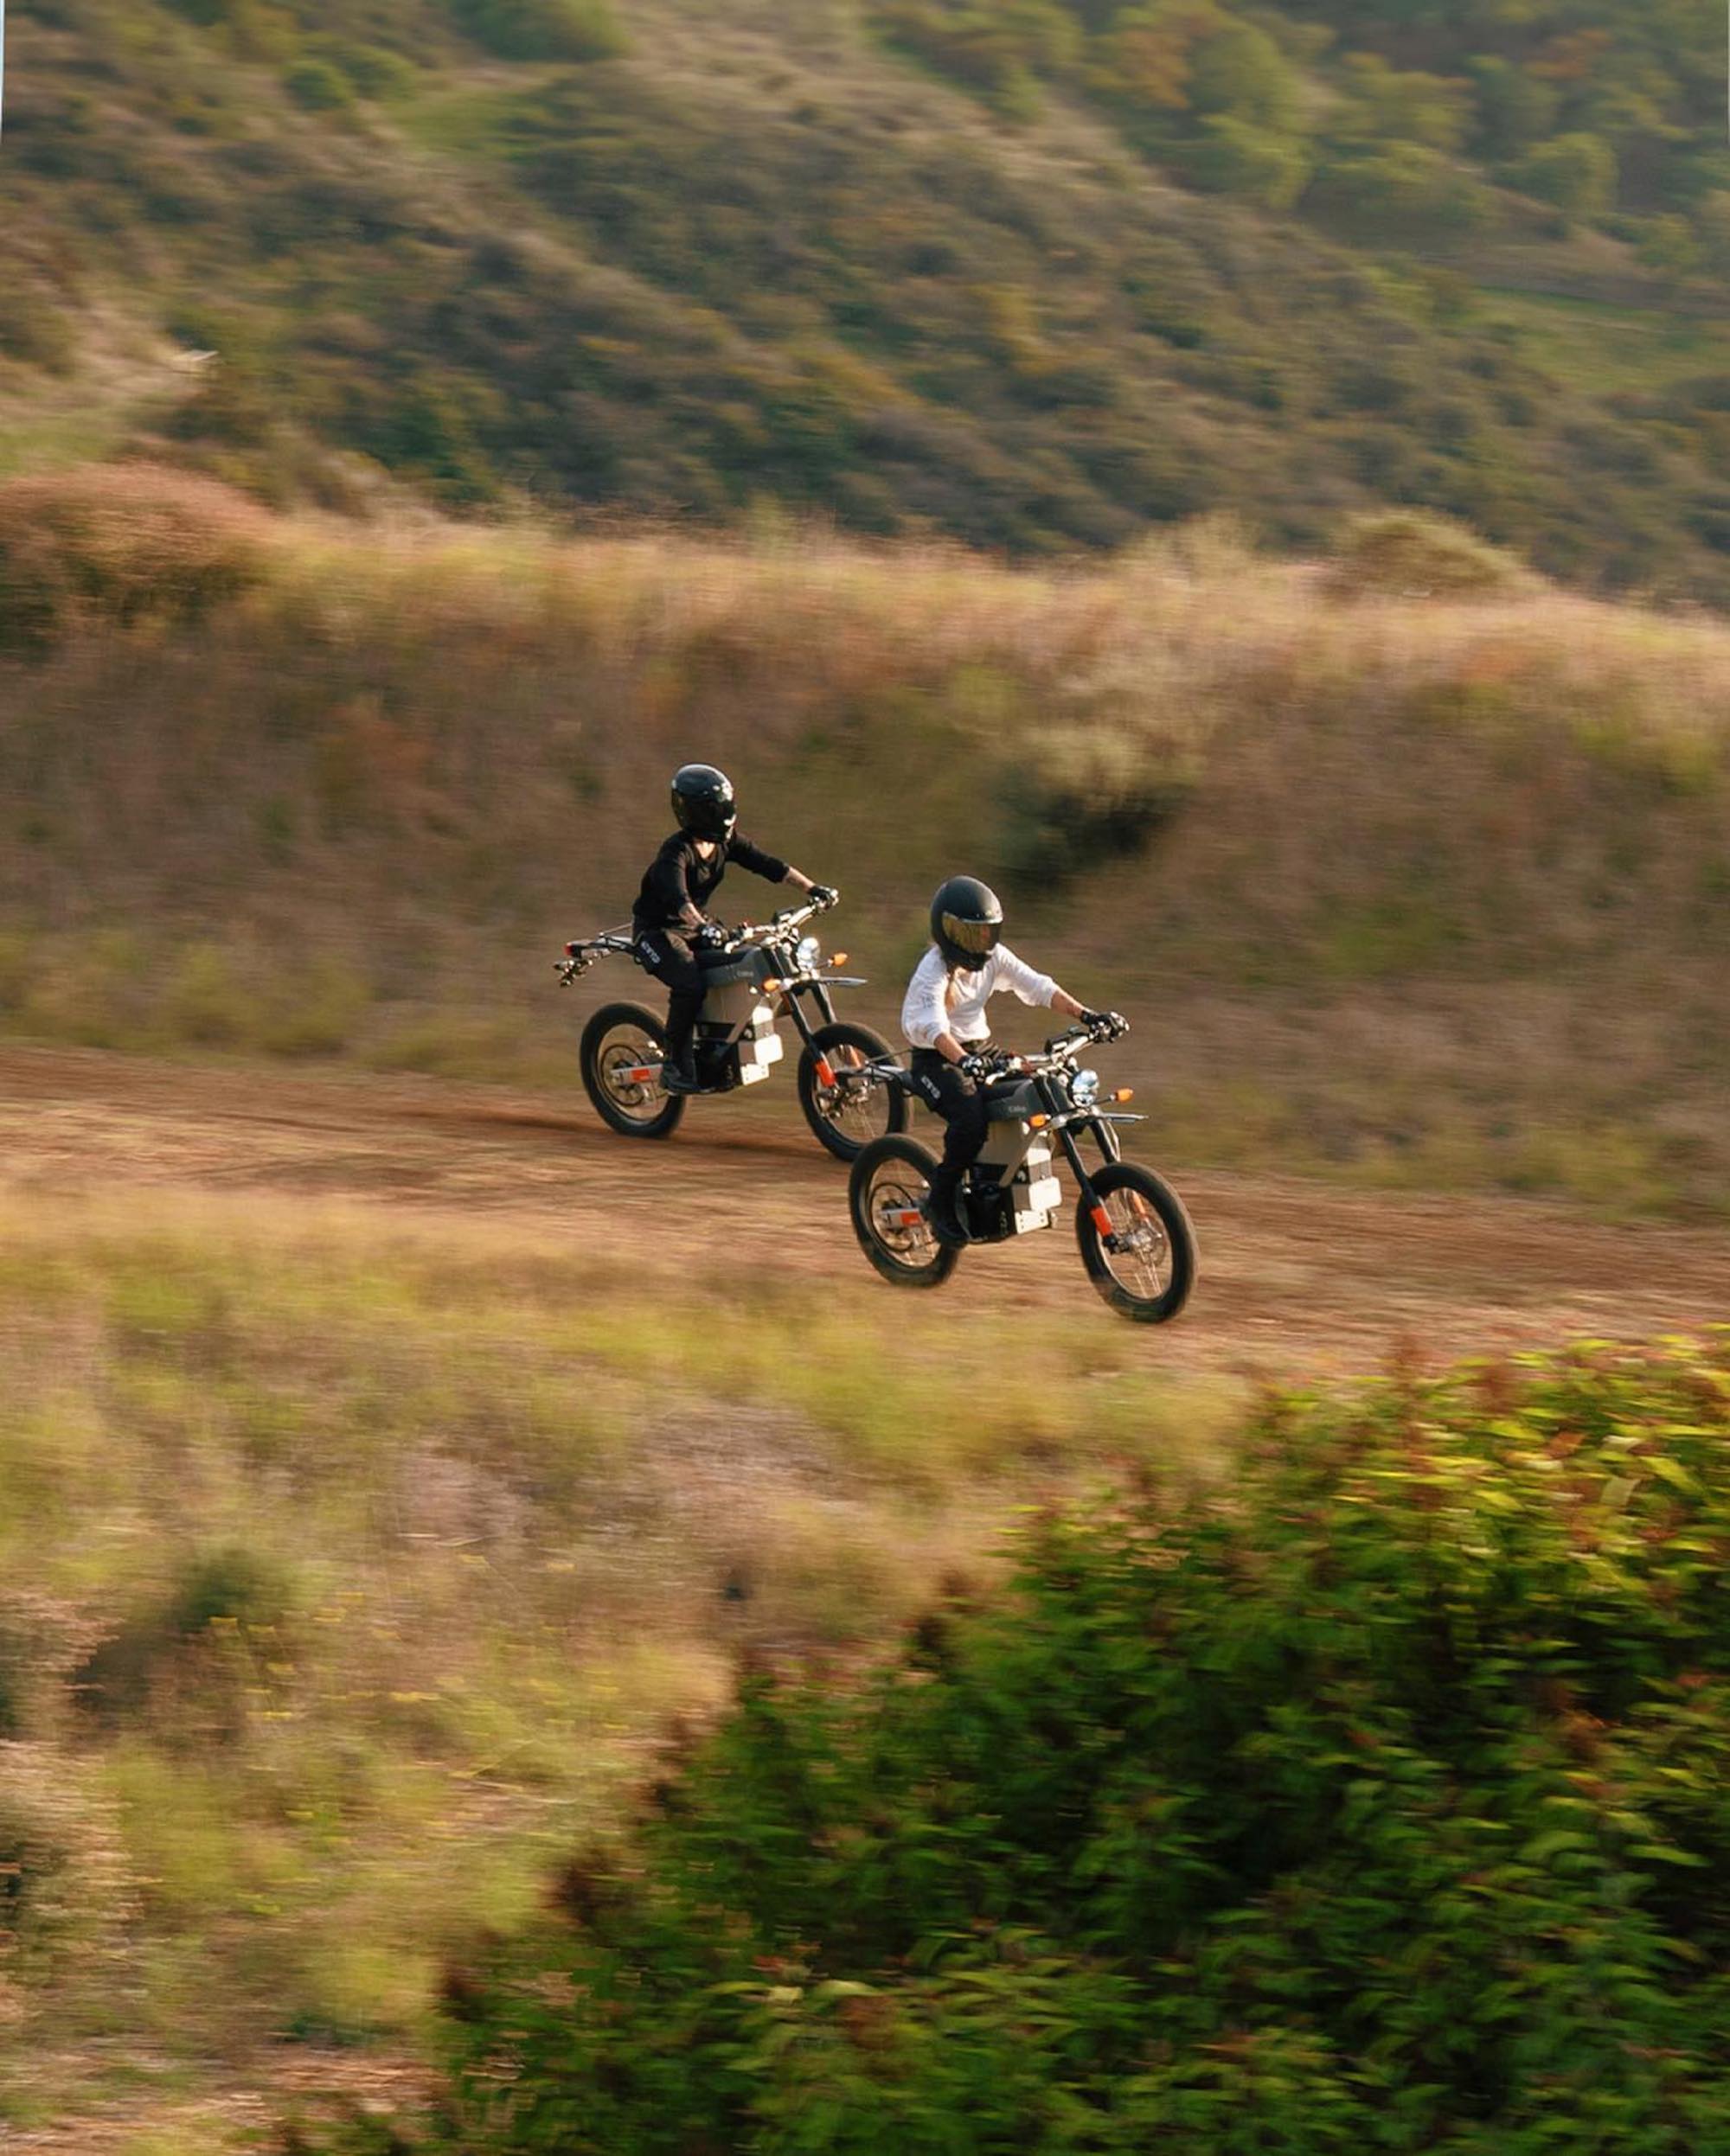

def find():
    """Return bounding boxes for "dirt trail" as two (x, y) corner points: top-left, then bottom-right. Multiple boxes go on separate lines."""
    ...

(0, 1045), (1725, 1379)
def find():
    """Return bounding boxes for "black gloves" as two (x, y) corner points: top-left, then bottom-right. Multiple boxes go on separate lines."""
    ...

(1082, 1008), (1128, 1039)
(693, 921), (728, 951)
(809, 883), (840, 909)
(960, 1048), (1012, 1084)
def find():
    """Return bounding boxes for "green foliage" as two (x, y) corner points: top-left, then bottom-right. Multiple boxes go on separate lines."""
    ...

(284, 58), (357, 112)
(1517, 131), (1619, 221)
(445, 0), (625, 64)
(876, 0), (1081, 112)
(2, 0), (1727, 585)
(412, 1342), (1730, 2153)
(863, 0), (1724, 278)
(1176, 112), (1308, 207)
(74, 1545), (298, 1726)
(1323, 510), (1541, 601)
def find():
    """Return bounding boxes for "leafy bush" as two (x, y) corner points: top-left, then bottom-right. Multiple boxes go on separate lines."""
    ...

(0, 465), (272, 652)
(1323, 509), (1540, 602)
(1515, 132), (1618, 221)
(445, 0), (625, 63)
(74, 1545), (297, 1727)
(388, 1342), (1730, 2153)
(284, 58), (358, 113)
(876, 0), (1081, 110)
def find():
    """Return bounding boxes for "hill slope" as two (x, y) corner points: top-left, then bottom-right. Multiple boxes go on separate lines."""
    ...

(2, 474), (1728, 1212)
(3, 0), (1730, 591)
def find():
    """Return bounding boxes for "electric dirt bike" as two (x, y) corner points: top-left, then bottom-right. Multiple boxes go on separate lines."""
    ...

(558, 894), (907, 1161)
(848, 1015), (1196, 1322)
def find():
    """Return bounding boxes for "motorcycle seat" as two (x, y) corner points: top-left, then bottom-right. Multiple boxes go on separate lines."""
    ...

(985, 1078), (1041, 1123)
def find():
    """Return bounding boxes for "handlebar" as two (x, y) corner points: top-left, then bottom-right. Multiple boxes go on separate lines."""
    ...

(1029, 1014), (1131, 1066)
(558, 892), (839, 981)
(715, 892), (834, 953)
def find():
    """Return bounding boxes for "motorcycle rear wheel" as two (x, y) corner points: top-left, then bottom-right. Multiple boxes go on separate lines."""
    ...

(1075, 1161), (1195, 1323)
(580, 1002), (687, 1141)
(849, 1136), (959, 1289)
(798, 1022), (907, 1162)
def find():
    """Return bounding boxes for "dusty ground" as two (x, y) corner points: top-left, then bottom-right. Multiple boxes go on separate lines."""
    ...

(0, 1043), (1726, 1381)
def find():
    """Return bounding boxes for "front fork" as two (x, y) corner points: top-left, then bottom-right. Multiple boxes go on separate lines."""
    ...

(1057, 1117), (1123, 1246)
(782, 983), (841, 1086)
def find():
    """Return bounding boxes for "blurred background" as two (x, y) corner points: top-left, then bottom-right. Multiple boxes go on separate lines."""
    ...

(3, 1), (1730, 2148)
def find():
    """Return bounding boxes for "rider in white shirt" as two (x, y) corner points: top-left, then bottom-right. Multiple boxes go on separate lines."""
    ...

(901, 876), (1113, 1244)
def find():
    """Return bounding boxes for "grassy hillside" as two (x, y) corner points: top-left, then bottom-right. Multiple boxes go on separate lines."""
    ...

(3, 469), (1729, 1213)
(3, 0), (1730, 592)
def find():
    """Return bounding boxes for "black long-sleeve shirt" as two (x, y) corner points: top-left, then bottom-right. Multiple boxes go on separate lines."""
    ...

(631, 830), (791, 933)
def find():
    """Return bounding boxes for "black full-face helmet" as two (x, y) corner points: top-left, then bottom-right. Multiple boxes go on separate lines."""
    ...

(671, 763), (737, 843)
(931, 875), (1003, 971)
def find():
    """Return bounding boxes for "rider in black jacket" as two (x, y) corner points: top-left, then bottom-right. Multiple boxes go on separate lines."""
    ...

(633, 765), (834, 1092)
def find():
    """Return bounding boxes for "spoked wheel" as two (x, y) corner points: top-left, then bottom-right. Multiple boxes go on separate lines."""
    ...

(579, 1001), (687, 1141)
(849, 1136), (959, 1289)
(798, 1023), (907, 1163)
(1076, 1162), (1195, 1324)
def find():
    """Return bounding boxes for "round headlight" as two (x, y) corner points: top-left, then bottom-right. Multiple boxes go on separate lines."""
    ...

(1072, 1069), (1100, 1105)
(796, 935), (822, 972)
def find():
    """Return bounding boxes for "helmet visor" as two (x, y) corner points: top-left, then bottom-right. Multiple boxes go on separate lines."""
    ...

(941, 912), (1002, 959)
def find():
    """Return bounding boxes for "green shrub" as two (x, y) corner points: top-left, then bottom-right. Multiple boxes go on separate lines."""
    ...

(1515, 132), (1618, 223)
(1006, 718), (1197, 883)
(163, 941), (261, 1047)
(284, 59), (358, 113)
(74, 1546), (295, 1727)
(446, 0), (625, 64)
(1323, 509), (1539, 602)
(325, 42), (420, 100)
(405, 1341), (1730, 2153)
(1176, 112), (1309, 208)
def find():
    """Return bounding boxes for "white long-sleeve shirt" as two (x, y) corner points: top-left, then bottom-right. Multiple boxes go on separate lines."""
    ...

(900, 943), (1060, 1051)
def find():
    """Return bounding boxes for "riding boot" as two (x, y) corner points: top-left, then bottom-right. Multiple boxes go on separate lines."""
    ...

(926, 1166), (968, 1246)
(663, 1047), (700, 1094)
(662, 998), (702, 1094)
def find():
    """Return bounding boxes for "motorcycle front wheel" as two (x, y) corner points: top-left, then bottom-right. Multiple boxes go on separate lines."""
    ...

(579, 1002), (687, 1141)
(798, 1022), (907, 1162)
(1075, 1162), (1195, 1323)
(849, 1136), (959, 1289)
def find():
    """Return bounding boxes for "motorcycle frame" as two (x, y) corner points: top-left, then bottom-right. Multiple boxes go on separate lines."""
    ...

(967, 1065), (1136, 1241)
(559, 908), (872, 1092)
(864, 1028), (1142, 1249)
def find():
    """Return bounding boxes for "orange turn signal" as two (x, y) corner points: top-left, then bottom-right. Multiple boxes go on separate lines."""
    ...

(761, 979), (783, 994)
(830, 951), (849, 965)
(1112, 1088), (1135, 1104)
(1028, 1114), (1050, 1129)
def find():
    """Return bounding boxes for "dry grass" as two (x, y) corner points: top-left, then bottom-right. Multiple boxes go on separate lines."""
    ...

(0, 471), (1727, 1206)
(0, 1182), (1241, 2136)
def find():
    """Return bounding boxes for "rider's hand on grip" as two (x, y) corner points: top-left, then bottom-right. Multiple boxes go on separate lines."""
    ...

(1083, 1008), (1129, 1040)
(959, 1052), (991, 1084)
(810, 883), (839, 910)
(694, 921), (727, 951)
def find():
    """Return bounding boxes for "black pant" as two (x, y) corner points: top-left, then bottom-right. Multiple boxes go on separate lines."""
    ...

(635, 929), (718, 1060)
(911, 1047), (990, 1184)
